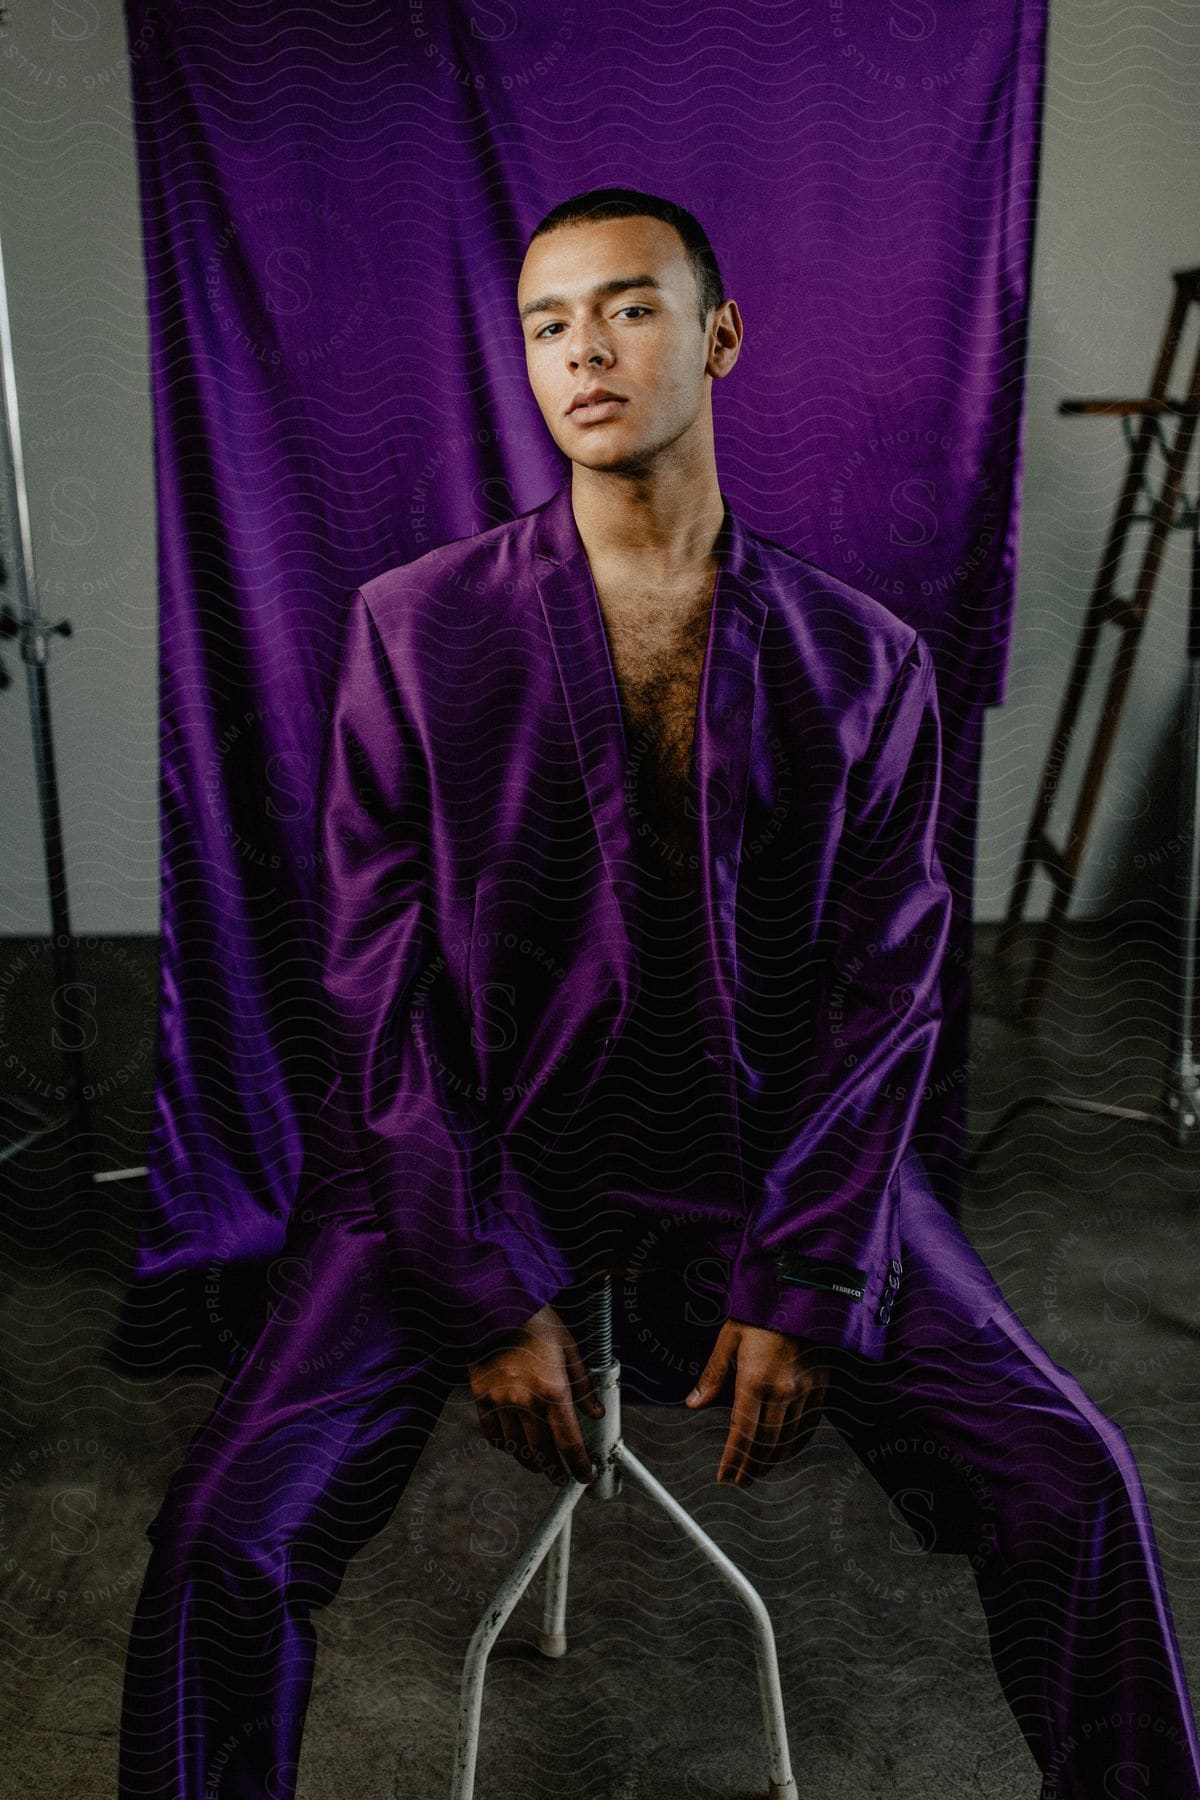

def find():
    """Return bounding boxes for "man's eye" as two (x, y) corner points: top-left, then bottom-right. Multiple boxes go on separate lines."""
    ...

(533, 307), (651, 340)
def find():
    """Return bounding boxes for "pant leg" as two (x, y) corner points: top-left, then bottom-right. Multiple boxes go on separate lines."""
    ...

(117, 1193), (458, 1800)
(821, 1270), (1200, 1797)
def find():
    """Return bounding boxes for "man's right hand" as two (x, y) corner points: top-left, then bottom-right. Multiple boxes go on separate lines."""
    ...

(467, 1304), (605, 1487)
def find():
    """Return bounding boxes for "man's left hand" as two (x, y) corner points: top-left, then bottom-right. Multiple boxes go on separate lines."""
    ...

(685, 1319), (830, 1487)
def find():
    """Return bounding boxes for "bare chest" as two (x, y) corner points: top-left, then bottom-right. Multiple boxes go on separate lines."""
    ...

(593, 568), (717, 885)
(595, 571), (716, 780)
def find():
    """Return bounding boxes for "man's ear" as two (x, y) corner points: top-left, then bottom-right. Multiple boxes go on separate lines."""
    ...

(707, 299), (743, 380)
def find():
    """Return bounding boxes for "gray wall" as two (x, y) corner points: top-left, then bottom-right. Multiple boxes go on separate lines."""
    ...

(0, 2), (1195, 936)
(976, 2), (1200, 921)
(0, 1), (158, 938)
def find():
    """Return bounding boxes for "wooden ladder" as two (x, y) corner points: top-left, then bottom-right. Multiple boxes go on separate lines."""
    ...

(998, 263), (1200, 1020)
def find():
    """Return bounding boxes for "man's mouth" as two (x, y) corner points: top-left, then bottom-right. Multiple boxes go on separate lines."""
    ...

(567, 392), (628, 422)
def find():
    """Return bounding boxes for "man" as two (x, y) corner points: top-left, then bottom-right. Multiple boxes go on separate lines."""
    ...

(118, 189), (1200, 1798)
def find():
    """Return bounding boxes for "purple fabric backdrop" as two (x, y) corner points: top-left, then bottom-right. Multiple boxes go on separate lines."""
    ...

(111, 0), (1047, 1374)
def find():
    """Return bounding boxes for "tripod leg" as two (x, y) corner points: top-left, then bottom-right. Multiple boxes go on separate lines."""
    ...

(538, 1510), (572, 1658)
(615, 1443), (800, 1800)
(451, 1477), (588, 1800)
(536, 1344), (620, 1656)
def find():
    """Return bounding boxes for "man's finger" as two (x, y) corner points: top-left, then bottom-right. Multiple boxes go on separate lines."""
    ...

(564, 1336), (605, 1419)
(494, 1404), (531, 1465)
(745, 1396), (790, 1481)
(546, 1389), (595, 1485)
(514, 1404), (556, 1476)
(775, 1394), (823, 1467)
(688, 1328), (734, 1410)
(475, 1398), (507, 1453)
(717, 1385), (761, 1486)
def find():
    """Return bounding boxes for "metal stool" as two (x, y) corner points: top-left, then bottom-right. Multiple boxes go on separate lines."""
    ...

(450, 1268), (801, 1799)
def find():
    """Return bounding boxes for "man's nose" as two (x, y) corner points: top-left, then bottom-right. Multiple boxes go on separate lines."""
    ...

(565, 325), (614, 370)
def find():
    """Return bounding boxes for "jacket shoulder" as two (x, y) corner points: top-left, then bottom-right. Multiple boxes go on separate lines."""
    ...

(354, 505), (544, 628)
(747, 523), (920, 660)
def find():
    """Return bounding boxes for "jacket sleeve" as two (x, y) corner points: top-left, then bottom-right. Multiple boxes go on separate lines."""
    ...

(724, 632), (954, 1362)
(315, 586), (573, 1362)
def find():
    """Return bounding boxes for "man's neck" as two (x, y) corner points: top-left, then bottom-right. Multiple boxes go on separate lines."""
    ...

(569, 463), (726, 584)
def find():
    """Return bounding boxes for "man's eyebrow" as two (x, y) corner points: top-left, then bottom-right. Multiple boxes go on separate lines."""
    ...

(518, 275), (663, 323)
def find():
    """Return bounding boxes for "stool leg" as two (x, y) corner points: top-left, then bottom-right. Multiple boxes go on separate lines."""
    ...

(538, 1510), (571, 1659)
(539, 1347), (619, 1657)
(451, 1477), (589, 1800)
(616, 1443), (801, 1800)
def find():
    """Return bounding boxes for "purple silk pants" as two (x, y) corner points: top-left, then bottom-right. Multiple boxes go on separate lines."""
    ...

(117, 1182), (1200, 1799)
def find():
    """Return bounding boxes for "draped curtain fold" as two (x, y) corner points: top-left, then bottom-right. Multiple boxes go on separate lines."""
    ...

(111, 0), (1048, 1374)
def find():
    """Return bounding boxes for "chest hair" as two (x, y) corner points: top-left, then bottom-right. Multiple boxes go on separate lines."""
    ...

(593, 569), (717, 880)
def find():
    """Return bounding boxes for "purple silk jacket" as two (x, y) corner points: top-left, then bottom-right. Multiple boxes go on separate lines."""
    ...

(313, 481), (993, 1368)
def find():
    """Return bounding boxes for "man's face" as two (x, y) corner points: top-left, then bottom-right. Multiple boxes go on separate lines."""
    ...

(517, 215), (720, 474)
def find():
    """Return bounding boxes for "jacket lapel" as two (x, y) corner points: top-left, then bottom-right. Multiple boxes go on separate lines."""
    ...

(533, 541), (639, 917)
(694, 557), (766, 1020)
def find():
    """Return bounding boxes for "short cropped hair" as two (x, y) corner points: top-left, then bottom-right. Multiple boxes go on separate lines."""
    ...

(527, 187), (725, 329)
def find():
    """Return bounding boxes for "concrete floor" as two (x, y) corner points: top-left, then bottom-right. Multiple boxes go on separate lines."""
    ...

(0, 919), (1198, 1798)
